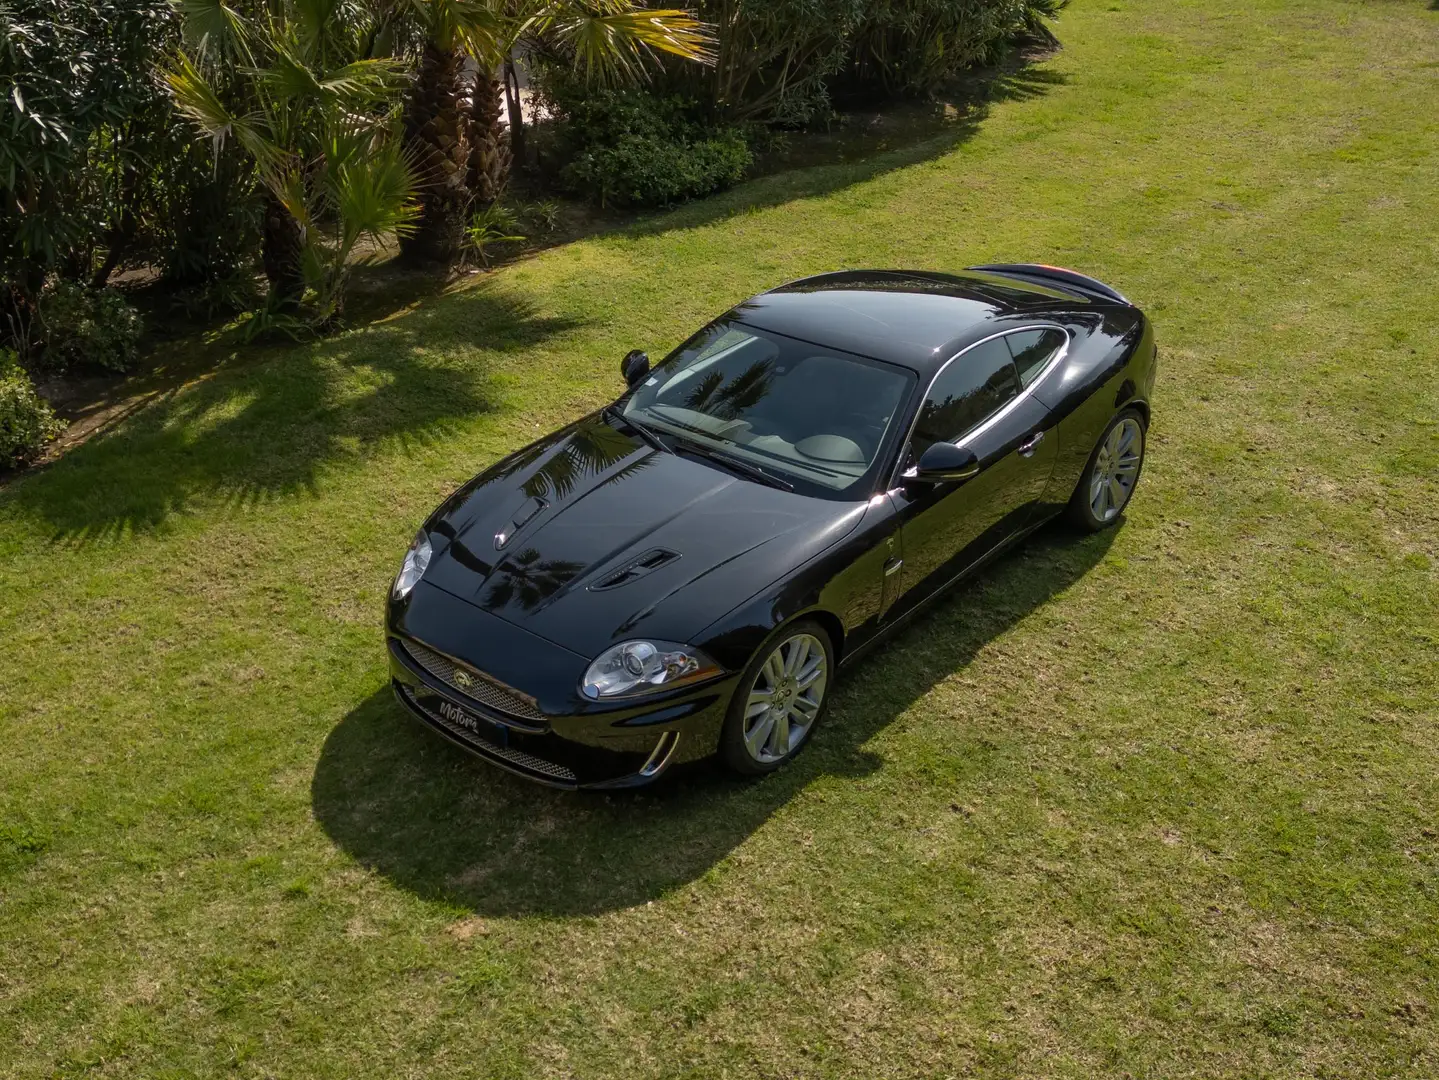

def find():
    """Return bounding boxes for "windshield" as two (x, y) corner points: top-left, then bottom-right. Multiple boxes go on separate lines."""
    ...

(623, 320), (915, 498)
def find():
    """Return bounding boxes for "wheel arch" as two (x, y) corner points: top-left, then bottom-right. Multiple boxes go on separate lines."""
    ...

(1122, 396), (1151, 429)
(802, 608), (847, 664)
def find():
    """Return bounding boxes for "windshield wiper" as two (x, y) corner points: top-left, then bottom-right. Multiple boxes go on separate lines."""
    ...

(604, 405), (670, 454)
(672, 439), (794, 492)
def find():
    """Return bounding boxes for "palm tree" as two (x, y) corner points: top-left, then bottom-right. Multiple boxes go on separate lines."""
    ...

(392, 0), (491, 265)
(398, 1), (715, 265)
(168, 0), (419, 324)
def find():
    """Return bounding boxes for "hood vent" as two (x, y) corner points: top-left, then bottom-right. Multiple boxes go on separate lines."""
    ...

(590, 548), (681, 592)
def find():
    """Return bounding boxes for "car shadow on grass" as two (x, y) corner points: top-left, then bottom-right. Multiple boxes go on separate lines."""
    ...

(1, 284), (585, 544)
(311, 520), (1115, 917)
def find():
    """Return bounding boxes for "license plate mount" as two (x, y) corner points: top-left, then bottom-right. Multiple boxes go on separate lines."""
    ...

(431, 696), (509, 748)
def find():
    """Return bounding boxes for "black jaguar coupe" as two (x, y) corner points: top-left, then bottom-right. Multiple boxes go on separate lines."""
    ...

(385, 266), (1157, 788)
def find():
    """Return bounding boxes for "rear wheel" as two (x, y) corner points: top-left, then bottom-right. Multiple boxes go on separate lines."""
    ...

(1068, 408), (1146, 531)
(720, 620), (834, 776)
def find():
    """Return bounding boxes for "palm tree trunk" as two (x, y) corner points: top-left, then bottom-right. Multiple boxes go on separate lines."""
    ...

(261, 192), (305, 308)
(503, 58), (530, 172)
(468, 66), (512, 206)
(400, 41), (470, 266)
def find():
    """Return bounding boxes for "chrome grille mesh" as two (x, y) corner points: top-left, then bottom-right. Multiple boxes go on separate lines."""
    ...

(400, 639), (545, 724)
(400, 687), (577, 782)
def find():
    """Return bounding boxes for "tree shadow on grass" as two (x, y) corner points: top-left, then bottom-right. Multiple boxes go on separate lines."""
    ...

(573, 59), (1070, 247)
(311, 520), (1115, 917)
(0, 284), (586, 544)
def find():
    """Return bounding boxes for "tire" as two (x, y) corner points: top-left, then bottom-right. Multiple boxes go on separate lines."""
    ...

(719, 619), (835, 776)
(1067, 407), (1147, 532)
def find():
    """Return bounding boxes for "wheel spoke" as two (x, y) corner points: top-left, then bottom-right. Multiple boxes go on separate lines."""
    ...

(1109, 476), (1125, 510)
(795, 656), (824, 689)
(790, 695), (820, 720)
(785, 637), (808, 677)
(745, 714), (775, 756)
(745, 691), (772, 720)
(1113, 461), (1139, 479)
(769, 708), (791, 755)
(761, 653), (783, 687)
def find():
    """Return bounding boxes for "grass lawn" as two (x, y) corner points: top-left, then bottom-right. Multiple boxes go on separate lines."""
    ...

(3, 0), (1438, 1075)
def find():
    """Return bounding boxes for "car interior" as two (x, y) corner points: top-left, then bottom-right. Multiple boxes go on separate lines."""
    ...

(638, 328), (912, 489)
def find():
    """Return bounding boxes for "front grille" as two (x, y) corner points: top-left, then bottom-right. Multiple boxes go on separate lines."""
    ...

(400, 686), (577, 782)
(399, 638), (545, 724)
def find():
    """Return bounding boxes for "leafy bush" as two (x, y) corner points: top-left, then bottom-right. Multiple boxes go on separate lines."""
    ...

(37, 283), (143, 373)
(0, 351), (64, 468)
(464, 205), (526, 267)
(522, 201), (562, 236)
(1, 1), (179, 286)
(545, 88), (753, 208)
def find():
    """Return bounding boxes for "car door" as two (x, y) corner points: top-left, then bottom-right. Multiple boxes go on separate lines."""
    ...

(884, 330), (1061, 621)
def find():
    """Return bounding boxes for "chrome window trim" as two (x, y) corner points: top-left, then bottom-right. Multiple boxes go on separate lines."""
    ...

(888, 324), (1071, 486)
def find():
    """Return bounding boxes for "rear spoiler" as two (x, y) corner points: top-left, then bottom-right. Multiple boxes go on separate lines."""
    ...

(967, 263), (1132, 306)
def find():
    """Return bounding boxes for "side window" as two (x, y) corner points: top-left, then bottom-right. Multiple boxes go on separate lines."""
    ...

(910, 338), (1020, 460)
(1005, 328), (1067, 387)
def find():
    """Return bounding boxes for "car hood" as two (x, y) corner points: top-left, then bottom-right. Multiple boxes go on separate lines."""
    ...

(420, 414), (867, 657)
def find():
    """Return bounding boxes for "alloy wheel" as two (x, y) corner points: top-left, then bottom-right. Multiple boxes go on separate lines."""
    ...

(741, 633), (828, 764)
(1089, 417), (1143, 523)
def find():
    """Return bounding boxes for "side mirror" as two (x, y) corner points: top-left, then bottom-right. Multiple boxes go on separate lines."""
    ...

(912, 441), (980, 484)
(621, 349), (650, 388)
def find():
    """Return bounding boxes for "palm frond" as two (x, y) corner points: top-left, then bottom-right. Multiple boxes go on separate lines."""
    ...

(545, 8), (716, 83)
(176, 0), (252, 63)
(332, 144), (420, 247)
(399, 0), (503, 57)
(316, 58), (407, 102)
(168, 52), (285, 171)
(272, 166), (316, 235)
(166, 52), (237, 136)
(252, 45), (325, 102)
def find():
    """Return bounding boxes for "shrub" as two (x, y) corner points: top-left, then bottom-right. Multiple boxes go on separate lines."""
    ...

(563, 131), (752, 208)
(521, 201), (562, 236)
(463, 205), (526, 267)
(542, 86), (754, 208)
(0, 351), (65, 469)
(36, 282), (143, 373)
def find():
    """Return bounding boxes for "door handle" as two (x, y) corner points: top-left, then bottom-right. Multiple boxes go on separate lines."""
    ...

(1018, 430), (1045, 458)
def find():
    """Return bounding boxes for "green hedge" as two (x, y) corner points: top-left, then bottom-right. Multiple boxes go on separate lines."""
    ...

(0, 351), (64, 469)
(545, 89), (754, 208)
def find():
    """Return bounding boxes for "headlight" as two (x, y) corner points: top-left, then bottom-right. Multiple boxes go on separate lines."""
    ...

(581, 640), (721, 700)
(392, 530), (432, 600)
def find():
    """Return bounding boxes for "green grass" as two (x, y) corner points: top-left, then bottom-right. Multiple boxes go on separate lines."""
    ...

(3, 0), (1439, 1075)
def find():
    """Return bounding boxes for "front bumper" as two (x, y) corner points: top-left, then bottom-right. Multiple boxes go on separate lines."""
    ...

(386, 583), (735, 789)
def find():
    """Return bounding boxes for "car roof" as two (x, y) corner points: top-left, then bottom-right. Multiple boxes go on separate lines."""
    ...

(728, 269), (1092, 373)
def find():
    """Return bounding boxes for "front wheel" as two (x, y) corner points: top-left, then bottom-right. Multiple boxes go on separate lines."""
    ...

(1067, 408), (1147, 531)
(720, 620), (834, 776)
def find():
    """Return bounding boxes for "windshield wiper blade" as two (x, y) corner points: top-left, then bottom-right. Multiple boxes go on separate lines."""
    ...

(672, 440), (794, 492)
(604, 405), (670, 454)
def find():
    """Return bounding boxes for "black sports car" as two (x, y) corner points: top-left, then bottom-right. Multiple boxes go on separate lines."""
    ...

(386, 266), (1157, 788)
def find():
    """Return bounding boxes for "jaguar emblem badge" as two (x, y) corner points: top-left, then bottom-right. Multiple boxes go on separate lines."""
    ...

(453, 669), (475, 690)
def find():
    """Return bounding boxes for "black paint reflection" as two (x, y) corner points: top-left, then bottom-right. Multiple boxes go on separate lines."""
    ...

(483, 547), (586, 613)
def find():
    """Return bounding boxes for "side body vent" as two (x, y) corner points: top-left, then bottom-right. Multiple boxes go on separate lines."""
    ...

(590, 548), (681, 591)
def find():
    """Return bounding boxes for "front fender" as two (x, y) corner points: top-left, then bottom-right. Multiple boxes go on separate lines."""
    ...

(693, 494), (901, 672)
